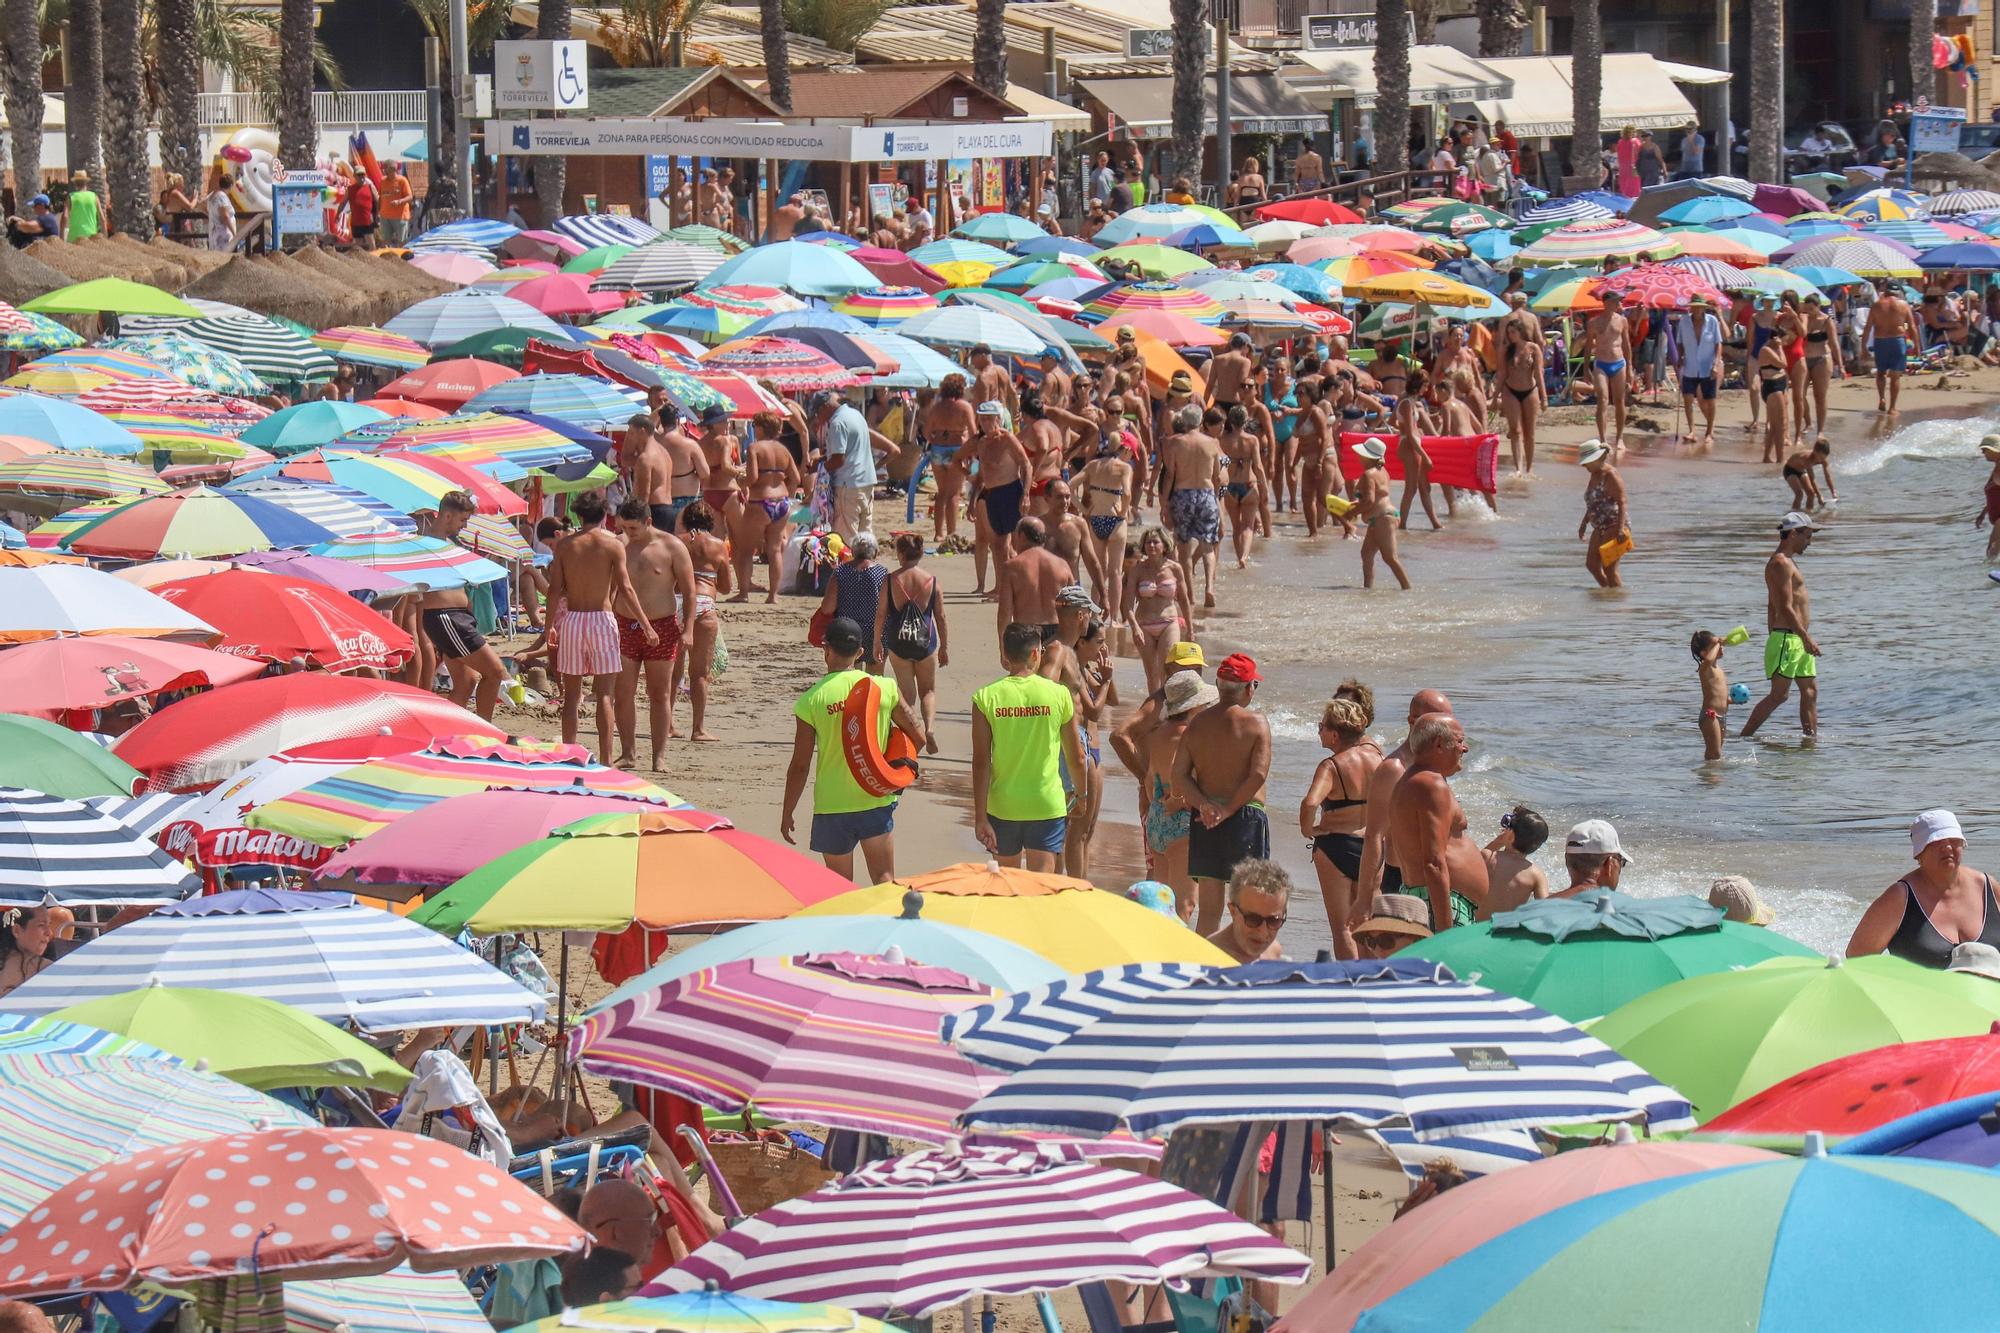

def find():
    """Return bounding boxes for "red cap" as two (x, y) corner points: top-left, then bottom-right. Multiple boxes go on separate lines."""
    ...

(1217, 652), (1262, 683)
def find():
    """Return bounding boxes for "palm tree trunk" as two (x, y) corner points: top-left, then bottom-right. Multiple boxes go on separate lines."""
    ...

(1168, 0), (1206, 184)
(1569, 0), (1602, 189)
(155, 0), (201, 188)
(1410, 0), (1436, 45)
(1748, 0), (1782, 184)
(1476, 0), (1525, 58)
(972, 0), (1006, 99)
(1373, 0), (1410, 175)
(1909, 0), (1938, 110)
(101, 0), (149, 235)
(3, 0), (44, 202)
(534, 0), (571, 220)
(65, 0), (104, 188)
(277, 0), (317, 168)
(760, 0), (792, 111)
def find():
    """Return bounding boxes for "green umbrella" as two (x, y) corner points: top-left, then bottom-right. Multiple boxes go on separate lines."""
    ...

(564, 244), (634, 274)
(536, 462), (617, 494)
(1589, 954), (2000, 1123)
(46, 986), (412, 1092)
(1397, 889), (1820, 1022)
(663, 224), (749, 255)
(0, 714), (143, 797)
(23, 278), (202, 319)
(429, 326), (558, 367)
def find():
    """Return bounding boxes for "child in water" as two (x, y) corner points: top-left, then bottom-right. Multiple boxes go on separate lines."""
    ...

(1692, 629), (1729, 761)
(1977, 436), (2000, 561)
(1781, 440), (1835, 511)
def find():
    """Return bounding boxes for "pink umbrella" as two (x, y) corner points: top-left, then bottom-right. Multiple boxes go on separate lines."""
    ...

(1096, 311), (1229, 348)
(228, 549), (415, 599)
(408, 251), (496, 285)
(0, 634), (265, 719)
(314, 788), (715, 899)
(504, 229), (586, 261)
(1284, 235), (1367, 264)
(506, 272), (628, 318)
(500, 258), (561, 272)
(849, 245), (949, 294)
(1270, 1130), (1777, 1333)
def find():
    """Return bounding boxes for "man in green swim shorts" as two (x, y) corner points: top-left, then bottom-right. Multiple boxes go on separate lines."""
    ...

(1388, 712), (1489, 933)
(1742, 510), (1821, 741)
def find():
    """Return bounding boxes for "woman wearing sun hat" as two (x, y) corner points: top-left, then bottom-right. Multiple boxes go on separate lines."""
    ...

(1847, 810), (2000, 968)
(1353, 436), (1409, 590)
(1578, 440), (1630, 589)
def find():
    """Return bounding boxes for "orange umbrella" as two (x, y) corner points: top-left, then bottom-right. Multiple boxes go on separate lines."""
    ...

(356, 397), (448, 420)
(0, 434), (57, 464)
(0, 547), (84, 567)
(1126, 329), (1207, 400)
(893, 862), (1097, 899)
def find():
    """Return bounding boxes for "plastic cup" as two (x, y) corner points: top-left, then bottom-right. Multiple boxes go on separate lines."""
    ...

(1723, 625), (1751, 646)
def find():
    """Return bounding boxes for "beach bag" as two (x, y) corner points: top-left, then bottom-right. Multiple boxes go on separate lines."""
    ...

(886, 584), (932, 662)
(704, 1129), (834, 1216)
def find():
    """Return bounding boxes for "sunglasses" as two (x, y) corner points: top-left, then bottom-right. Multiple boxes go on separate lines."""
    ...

(1237, 909), (1288, 930)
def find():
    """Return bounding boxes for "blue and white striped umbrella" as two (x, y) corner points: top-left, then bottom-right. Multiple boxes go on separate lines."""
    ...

(79, 790), (201, 840)
(1519, 197), (1617, 224)
(463, 373), (644, 431)
(228, 477), (415, 538)
(1366, 1124), (1544, 1184)
(945, 959), (1695, 1141)
(0, 787), (198, 905)
(897, 304), (1050, 357)
(1864, 218), (1954, 250)
(409, 218), (520, 252)
(0, 887), (548, 1033)
(384, 290), (568, 348)
(552, 213), (661, 249)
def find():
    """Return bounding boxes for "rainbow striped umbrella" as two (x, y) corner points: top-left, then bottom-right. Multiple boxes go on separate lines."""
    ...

(682, 284), (810, 319)
(107, 412), (268, 464)
(2, 365), (117, 396)
(248, 736), (678, 847)
(1078, 281), (1226, 326)
(268, 450), (465, 515)
(346, 411), (594, 471)
(1311, 252), (1433, 289)
(1515, 217), (1682, 265)
(462, 373), (639, 431)
(703, 337), (862, 392)
(0, 311), (84, 353)
(60, 485), (338, 559)
(1529, 276), (1606, 314)
(309, 325), (430, 372)
(516, 1290), (891, 1333)
(831, 285), (940, 325)
(985, 258), (1109, 292)
(303, 530), (511, 592)
(20, 500), (124, 546)
(571, 951), (1001, 1141)
(0, 455), (169, 504)
(104, 334), (271, 397)
(26, 346), (177, 381)
(72, 377), (268, 424)
(458, 511), (532, 562)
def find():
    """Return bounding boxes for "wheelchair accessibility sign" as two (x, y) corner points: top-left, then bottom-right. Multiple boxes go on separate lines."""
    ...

(494, 39), (590, 111)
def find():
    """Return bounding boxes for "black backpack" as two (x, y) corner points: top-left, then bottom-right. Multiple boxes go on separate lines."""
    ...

(886, 578), (933, 661)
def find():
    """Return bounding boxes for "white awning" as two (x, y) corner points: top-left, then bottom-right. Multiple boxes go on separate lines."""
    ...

(1005, 82), (1091, 133)
(1656, 59), (1733, 86)
(1464, 53), (1697, 137)
(1077, 73), (1327, 140)
(1285, 44), (1513, 108)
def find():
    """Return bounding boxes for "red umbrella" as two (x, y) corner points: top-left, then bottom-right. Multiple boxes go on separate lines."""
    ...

(1595, 262), (1727, 310)
(0, 634), (264, 719)
(375, 358), (520, 409)
(506, 272), (627, 318)
(114, 675), (493, 791)
(849, 245), (949, 294)
(1255, 198), (1365, 225)
(1698, 1029), (2000, 1145)
(153, 568), (414, 672)
(0, 1125), (585, 1298)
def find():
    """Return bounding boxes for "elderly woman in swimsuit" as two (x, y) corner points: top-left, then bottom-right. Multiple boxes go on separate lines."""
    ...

(1301, 693), (1384, 959)
(1076, 430), (1135, 618)
(1498, 318), (1545, 476)
(1847, 810), (2000, 967)
(1578, 439), (1630, 589)
(1123, 526), (1193, 695)
(730, 412), (802, 604)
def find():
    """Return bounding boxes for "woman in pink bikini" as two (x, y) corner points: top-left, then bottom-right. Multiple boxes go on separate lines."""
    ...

(1122, 527), (1194, 696)
(729, 411), (802, 604)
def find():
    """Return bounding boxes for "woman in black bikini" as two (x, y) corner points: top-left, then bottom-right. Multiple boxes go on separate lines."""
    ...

(1800, 293), (1844, 444)
(1847, 810), (2000, 968)
(731, 411), (802, 604)
(874, 531), (948, 753)
(1498, 318), (1545, 476)
(1075, 434), (1134, 619)
(1218, 403), (1266, 571)
(1300, 694), (1382, 959)
(1232, 156), (1268, 208)
(1756, 334), (1791, 465)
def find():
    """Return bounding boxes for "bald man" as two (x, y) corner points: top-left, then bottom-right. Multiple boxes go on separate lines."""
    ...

(1350, 687), (1454, 935)
(578, 1178), (662, 1267)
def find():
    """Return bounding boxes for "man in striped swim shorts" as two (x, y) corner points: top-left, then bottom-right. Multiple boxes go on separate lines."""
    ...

(549, 493), (655, 764)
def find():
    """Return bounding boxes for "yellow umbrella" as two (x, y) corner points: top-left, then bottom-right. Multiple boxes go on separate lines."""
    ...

(930, 260), (1002, 288)
(1343, 270), (1492, 307)
(792, 862), (1232, 972)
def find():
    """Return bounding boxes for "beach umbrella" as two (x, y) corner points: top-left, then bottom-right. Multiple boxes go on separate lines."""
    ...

(505, 271), (628, 318)
(50, 987), (412, 1092)
(385, 289), (567, 347)
(22, 277), (201, 318)
(1285, 233), (1371, 264)
(1684, 225), (1791, 259)
(1095, 203), (1232, 245)
(830, 285), (939, 326)
(408, 250), (499, 284)
(60, 486), (338, 559)
(0, 786), (199, 904)
(664, 223), (749, 254)
(1658, 195), (1758, 225)
(1784, 216), (1861, 241)
(0, 308), (84, 352)
(950, 958), (1694, 1140)
(1178, 273), (1308, 307)
(1707, 263), (1819, 298)
(1344, 269), (1493, 307)
(519, 1290), (892, 1333)
(553, 213), (660, 248)
(102, 334), (271, 396)
(794, 864), (1230, 971)
(240, 400), (392, 453)
(1406, 201), (1513, 236)
(226, 479), (412, 540)
(112, 675), (491, 791)
(641, 303), (764, 343)
(504, 229), (588, 262)
(0, 713), (143, 796)
(1515, 217), (1681, 264)
(0, 888), (548, 1029)
(0, 634), (263, 719)
(0, 392), (144, 455)
(1589, 954), (2000, 1123)
(680, 283), (811, 322)
(1780, 234), (1924, 278)
(377, 357), (522, 408)
(1078, 280), (1226, 325)
(953, 212), (1044, 243)
(1281, 1129), (1776, 1333)
(1161, 221), (1260, 248)
(910, 238), (1019, 268)
(571, 951), (1002, 1141)
(177, 314), (338, 385)
(19, 499), (126, 548)
(463, 372), (638, 430)
(356, 396), (447, 420)
(247, 735), (674, 847)
(260, 450), (467, 515)
(592, 241), (726, 294)
(1353, 1143), (2000, 1332)
(368, 410), (595, 471)
(110, 558), (239, 587)
(0, 453), (167, 504)
(1917, 240), (2000, 269)
(25, 345), (176, 380)
(152, 568), (412, 671)
(1395, 890), (1819, 1023)
(1014, 234), (1101, 257)
(1864, 217), (1955, 250)
(1787, 262), (1873, 289)
(309, 325), (431, 371)
(1519, 197), (1619, 224)
(1098, 242), (1215, 278)
(1837, 191), (1928, 220)
(700, 241), (880, 297)
(1697, 1032), (2000, 1149)
(112, 415), (268, 471)
(1313, 253), (1439, 294)
(848, 244), (949, 293)
(1591, 262), (1730, 310)
(922, 259), (1002, 288)
(649, 1140), (1311, 1316)
(412, 806), (848, 934)
(1095, 311), (1226, 348)
(702, 336), (861, 391)
(1243, 262), (1345, 303)
(844, 331), (966, 390)
(305, 529), (511, 586)
(79, 789), (200, 839)
(0, 562), (217, 644)
(743, 326), (895, 376)
(1930, 188), (2000, 215)
(1311, 223), (1445, 254)
(1254, 197), (1364, 225)
(984, 259), (1109, 292)
(411, 217), (518, 250)
(896, 305), (1047, 357)
(2, 364), (120, 397)
(563, 242), (634, 272)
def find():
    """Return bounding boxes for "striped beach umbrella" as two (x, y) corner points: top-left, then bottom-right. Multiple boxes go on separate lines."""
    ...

(1692, 225), (1791, 258)
(1727, 265), (1827, 298)
(180, 315), (337, 384)
(909, 238), (1015, 268)
(1515, 217), (1682, 265)
(567, 950), (1000, 1140)
(463, 373), (640, 431)
(663, 224), (749, 254)
(0, 787), (199, 904)
(104, 334), (271, 397)
(261, 450), (462, 515)
(831, 285), (940, 326)
(703, 336), (861, 392)
(681, 283), (811, 320)
(1863, 217), (1955, 250)
(385, 289), (567, 348)
(0, 454), (169, 504)
(592, 242), (727, 295)
(851, 331), (963, 389)
(552, 212), (661, 249)
(2, 364), (119, 397)
(22, 346), (175, 380)
(0, 393), (143, 455)
(353, 410), (596, 471)
(946, 959), (1696, 1140)
(248, 736), (676, 847)
(305, 530), (510, 589)
(80, 789), (202, 839)
(1078, 280), (1226, 326)
(0, 888), (547, 1031)
(1781, 235), (1923, 279)
(1929, 188), (2000, 216)
(61, 486), (337, 560)
(410, 217), (519, 251)
(1310, 252), (1434, 291)
(896, 304), (1048, 357)
(1093, 202), (1230, 245)
(0, 311), (84, 353)
(683, 369), (781, 418)
(647, 1140), (1312, 1316)
(1520, 197), (1619, 225)
(309, 325), (430, 371)
(72, 377), (268, 424)
(226, 479), (410, 541)
(20, 500), (125, 547)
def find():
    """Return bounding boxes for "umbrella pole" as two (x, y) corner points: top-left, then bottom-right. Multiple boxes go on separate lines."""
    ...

(554, 935), (570, 1127)
(1321, 1123), (1337, 1273)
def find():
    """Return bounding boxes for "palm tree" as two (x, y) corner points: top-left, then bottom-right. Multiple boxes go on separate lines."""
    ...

(1167, 0), (1205, 184)
(1409, 0), (1435, 44)
(153, 0), (199, 188)
(972, 0), (1005, 98)
(535, 0), (570, 220)
(65, 0), (103, 189)
(780, 0), (887, 50)
(402, 0), (508, 211)
(1910, 0), (1937, 111)
(1373, 0), (1410, 174)
(3, 0), (44, 202)
(1475, 0), (1525, 58)
(1569, 0), (1601, 189)
(760, 0), (790, 110)
(276, 0), (316, 169)
(100, 0), (146, 233)
(1748, 0), (1781, 184)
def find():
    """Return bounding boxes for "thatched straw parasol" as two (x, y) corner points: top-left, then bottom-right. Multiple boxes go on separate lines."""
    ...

(105, 233), (199, 288)
(1910, 151), (2000, 191)
(147, 237), (229, 279)
(183, 254), (347, 329)
(23, 238), (132, 282)
(290, 245), (402, 324)
(261, 250), (373, 326)
(0, 242), (76, 309)
(71, 237), (179, 288)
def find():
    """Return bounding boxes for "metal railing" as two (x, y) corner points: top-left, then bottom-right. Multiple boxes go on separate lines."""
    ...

(196, 90), (429, 129)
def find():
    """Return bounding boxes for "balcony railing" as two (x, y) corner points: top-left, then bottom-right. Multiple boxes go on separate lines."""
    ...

(196, 90), (429, 129)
